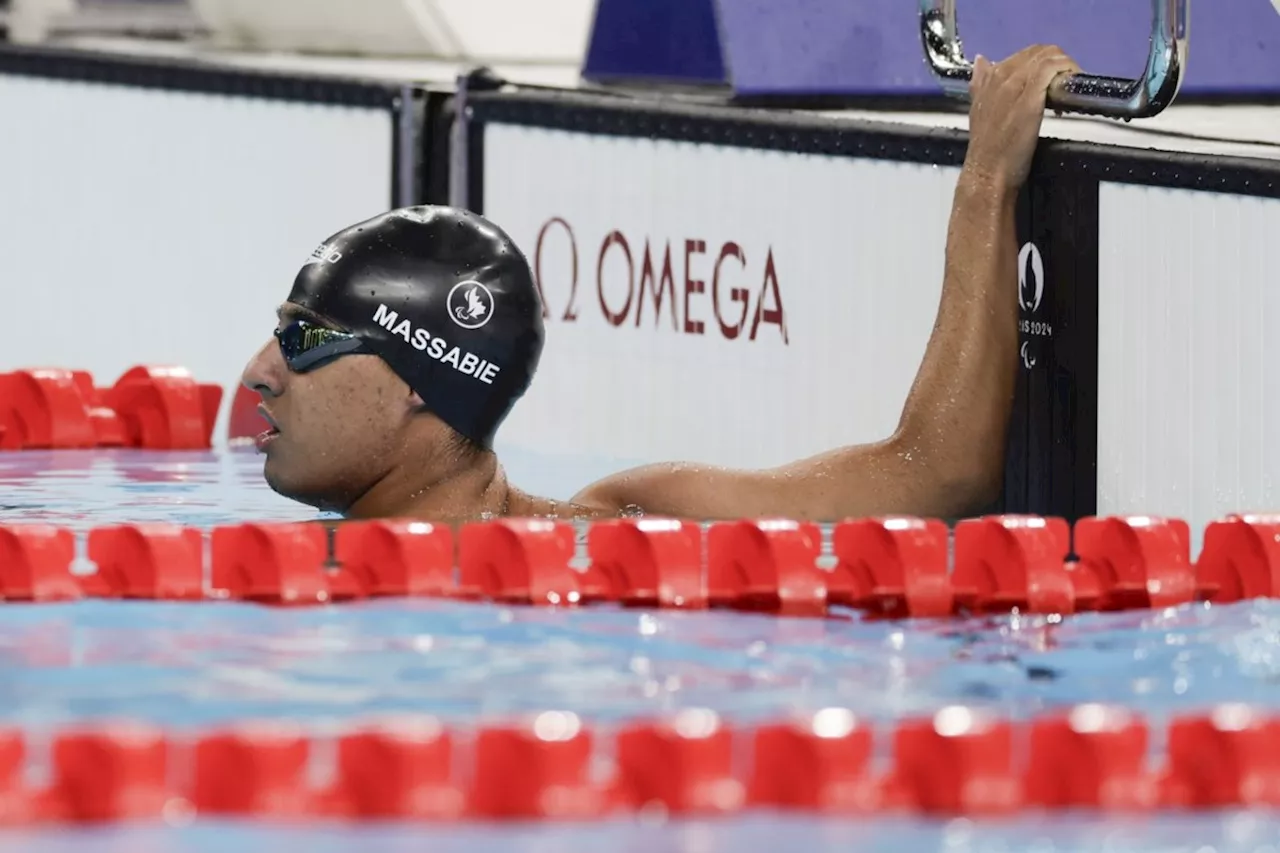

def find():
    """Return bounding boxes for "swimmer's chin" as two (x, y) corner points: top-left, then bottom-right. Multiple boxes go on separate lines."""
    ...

(261, 462), (346, 514)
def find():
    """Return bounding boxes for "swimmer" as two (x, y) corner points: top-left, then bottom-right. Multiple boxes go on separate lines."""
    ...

(240, 45), (1081, 524)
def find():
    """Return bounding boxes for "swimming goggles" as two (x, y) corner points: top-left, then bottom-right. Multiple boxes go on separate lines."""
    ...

(274, 318), (371, 372)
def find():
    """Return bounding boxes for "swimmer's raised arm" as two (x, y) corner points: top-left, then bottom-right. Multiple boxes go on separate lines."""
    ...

(572, 45), (1081, 522)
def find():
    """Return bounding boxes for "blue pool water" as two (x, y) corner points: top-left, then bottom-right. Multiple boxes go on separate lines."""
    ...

(3, 449), (1280, 852)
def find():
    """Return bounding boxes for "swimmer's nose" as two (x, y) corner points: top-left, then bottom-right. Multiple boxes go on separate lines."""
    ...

(241, 339), (286, 398)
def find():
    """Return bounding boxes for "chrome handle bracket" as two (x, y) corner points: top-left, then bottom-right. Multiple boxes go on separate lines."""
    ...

(920, 0), (1189, 120)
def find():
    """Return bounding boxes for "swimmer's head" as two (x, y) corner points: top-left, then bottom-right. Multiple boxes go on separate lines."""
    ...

(239, 205), (545, 510)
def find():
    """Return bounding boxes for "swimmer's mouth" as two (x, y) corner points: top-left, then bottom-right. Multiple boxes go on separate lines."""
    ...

(258, 405), (282, 433)
(257, 406), (282, 447)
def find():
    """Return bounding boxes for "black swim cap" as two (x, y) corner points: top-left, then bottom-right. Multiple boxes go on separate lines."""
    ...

(286, 206), (545, 449)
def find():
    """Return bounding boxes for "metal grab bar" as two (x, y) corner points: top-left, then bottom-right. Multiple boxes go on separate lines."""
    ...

(920, 0), (1189, 120)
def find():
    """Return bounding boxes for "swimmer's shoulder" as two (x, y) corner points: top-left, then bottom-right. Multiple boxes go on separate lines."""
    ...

(505, 487), (619, 521)
(568, 460), (800, 521)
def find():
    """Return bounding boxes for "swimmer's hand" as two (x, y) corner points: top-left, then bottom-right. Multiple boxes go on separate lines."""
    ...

(964, 45), (1082, 192)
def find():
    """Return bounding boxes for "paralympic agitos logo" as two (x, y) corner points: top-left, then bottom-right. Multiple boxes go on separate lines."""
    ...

(531, 218), (790, 345)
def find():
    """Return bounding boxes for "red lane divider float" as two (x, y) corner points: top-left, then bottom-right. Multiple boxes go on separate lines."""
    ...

(330, 718), (462, 820)
(0, 703), (1277, 825)
(749, 709), (879, 813)
(0, 525), (82, 601)
(0, 366), (220, 451)
(831, 517), (952, 618)
(87, 524), (204, 600)
(588, 518), (705, 609)
(707, 519), (825, 616)
(210, 523), (332, 605)
(952, 515), (1075, 616)
(457, 519), (606, 606)
(3, 514), (1280, 620)
(1194, 514), (1280, 603)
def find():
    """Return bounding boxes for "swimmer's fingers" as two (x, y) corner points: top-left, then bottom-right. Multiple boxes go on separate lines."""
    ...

(1030, 51), (1083, 107)
(970, 50), (1020, 104)
(971, 45), (1057, 110)
(984, 45), (1057, 78)
(973, 54), (993, 85)
(994, 45), (1074, 101)
(969, 46), (1050, 117)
